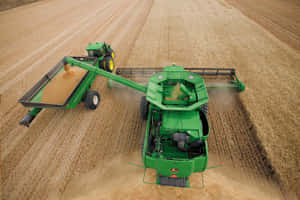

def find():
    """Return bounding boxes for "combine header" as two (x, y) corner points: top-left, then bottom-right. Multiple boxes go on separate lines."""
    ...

(19, 42), (245, 188)
(115, 67), (245, 91)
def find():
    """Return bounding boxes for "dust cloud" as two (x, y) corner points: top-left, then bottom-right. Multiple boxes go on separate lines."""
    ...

(59, 152), (281, 200)
(108, 80), (145, 108)
(207, 85), (238, 112)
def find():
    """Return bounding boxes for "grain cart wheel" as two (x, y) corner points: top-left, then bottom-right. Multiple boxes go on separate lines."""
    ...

(140, 96), (149, 120)
(103, 56), (114, 73)
(107, 49), (115, 59)
(84, 90), (100, 110)
(107, 79), (113, 89)
(201, 103), (208, 116)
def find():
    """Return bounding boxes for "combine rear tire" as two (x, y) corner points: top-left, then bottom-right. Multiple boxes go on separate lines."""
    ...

(84, 90), (100, 110)
(140, 96), (149, 120)
(104, 56), (114, 73)
(141, 136), (145, 159)
(201, 103), (208, 116)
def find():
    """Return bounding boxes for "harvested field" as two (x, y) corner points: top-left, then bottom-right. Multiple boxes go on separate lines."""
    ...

(0, 0), (299, 199)
(0, 0), (41, 12)
(226, 0), (300, 51)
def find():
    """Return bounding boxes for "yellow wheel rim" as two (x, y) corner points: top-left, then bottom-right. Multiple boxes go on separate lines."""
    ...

(109, 60), (114, 71)
(103, 60), (106, 69)
(111, 52), (115, 59)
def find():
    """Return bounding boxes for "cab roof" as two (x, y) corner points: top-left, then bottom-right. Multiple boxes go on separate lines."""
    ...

(86, 42), (104, 51)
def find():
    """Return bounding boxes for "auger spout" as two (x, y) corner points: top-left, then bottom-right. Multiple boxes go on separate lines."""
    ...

(64, 57), (147, 93)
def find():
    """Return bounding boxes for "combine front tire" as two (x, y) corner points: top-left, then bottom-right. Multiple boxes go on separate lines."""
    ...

(84, 90), (100, 110)
(140, 96), (149, 120)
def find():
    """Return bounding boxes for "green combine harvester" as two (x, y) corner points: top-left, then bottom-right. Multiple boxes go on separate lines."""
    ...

(19, 42), (245, 188)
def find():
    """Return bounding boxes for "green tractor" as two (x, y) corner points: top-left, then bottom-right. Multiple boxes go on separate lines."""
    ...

(19, 43), (245, 188)
(86, 42), (115, 72)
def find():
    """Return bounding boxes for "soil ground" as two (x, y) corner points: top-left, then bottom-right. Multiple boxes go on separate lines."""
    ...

(226, 0), (300, 51)
(0, 0), (41, 12)
(0, 0), (299, 199)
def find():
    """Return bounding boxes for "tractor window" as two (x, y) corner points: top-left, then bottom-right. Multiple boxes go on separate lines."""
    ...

(87, 50), (95, 57)
(87, 50), (101, 57)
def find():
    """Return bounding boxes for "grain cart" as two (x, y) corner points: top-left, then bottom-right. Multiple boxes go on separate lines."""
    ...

(19, 42), (115, 127)
(54, 57), (245, 187)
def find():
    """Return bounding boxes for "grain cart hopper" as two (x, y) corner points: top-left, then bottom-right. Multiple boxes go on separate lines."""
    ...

(19, 42), (115, 127)
(57, 57), (245, 187)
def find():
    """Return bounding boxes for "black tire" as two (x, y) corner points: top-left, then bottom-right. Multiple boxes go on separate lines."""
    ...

(107, 49), (115, 59)
(84, 90), (100, 110)
(201, 103), (208, 116)
(99, 59), (105, 69)
(140, 96), (149, 120)
(104, 56), (114, 73)
(141, 136), (145, 159)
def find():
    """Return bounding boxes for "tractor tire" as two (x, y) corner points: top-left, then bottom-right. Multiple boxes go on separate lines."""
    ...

(107, 49), (115, 59)
(140, 96), (149, 120)
(84, 90), (100, 110)
(99, 59), (105, 69)
(201, 103), (208, 116)
(103, 56), (114, 73)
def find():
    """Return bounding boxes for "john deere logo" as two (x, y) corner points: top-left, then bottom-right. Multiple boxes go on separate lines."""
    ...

(170, 168), (179, 172)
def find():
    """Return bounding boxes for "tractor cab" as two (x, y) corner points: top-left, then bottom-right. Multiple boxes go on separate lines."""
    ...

(86, 42), (106, 57)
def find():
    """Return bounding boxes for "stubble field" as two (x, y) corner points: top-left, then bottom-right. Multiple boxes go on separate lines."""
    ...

(0, 0), (299, 199)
